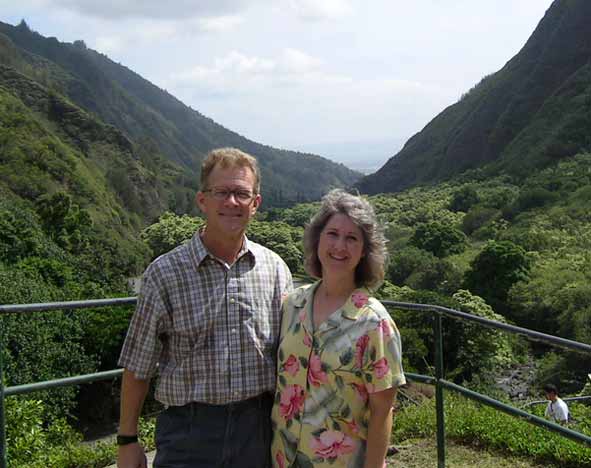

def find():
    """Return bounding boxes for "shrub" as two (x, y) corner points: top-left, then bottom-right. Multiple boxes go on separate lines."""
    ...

(461, 207), (501, 235)
(410, 222), (467, 258)
(449, 185), (480, 212)
(463, 240), (530, 314)
(394, 394), (591, 467)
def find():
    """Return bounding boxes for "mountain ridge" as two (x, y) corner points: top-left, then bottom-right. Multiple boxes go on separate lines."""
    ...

(0, 19), (360, 207)
(356, 0), (591, 194)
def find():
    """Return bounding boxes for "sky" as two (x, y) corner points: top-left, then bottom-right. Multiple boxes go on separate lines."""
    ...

(2, 0), (554, 171)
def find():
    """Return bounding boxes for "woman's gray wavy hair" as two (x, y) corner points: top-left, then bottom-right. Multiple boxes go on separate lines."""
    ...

(303, 189), (387, 289)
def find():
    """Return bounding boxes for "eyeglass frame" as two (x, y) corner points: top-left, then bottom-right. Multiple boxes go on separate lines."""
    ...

(201, 187), (258, 204)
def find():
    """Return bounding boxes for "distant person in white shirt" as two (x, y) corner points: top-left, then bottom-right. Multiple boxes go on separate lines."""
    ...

(544, 383), (569, 424)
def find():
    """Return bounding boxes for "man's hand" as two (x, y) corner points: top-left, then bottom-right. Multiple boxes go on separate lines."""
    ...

(117, 442), (147, 468)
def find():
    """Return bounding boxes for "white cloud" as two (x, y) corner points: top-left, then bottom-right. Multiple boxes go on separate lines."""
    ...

(281, 48), (322, 73)
(284, 0), (353, 21)
(167, 48), (352, 96)
(31, 0), (262, 20)
(94, 36), (124, 55)
(197, 15), (244, 32)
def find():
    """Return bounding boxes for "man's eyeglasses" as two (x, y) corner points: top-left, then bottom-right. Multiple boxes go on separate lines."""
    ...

(203, 188), (256, 203)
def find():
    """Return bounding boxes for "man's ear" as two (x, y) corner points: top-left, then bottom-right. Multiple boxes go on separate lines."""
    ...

(252, 193), (262, 214)
(195, 191), (206, 212)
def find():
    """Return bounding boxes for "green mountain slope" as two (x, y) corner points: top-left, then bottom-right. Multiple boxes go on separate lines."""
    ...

(0, 62), (199, 272)
(0, 20), (360, 206)
(357, 0), (591, 194)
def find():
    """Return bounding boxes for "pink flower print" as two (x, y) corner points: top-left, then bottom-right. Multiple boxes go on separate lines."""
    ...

(310, 430), (355, 460)
(352, 382), (369, 403)
(275, 451), (286, 468)
(279, 384), (305, 420)
(308, 354), (328, 387)
(346, 419), (359, 434)
(284, 354), (300, 377)
(355, 335), (370, 368)
(299, 309), (307, 323)
(379, 319), (393, 337)
(303, 332), (313, 348)
(351, 291), (369, 308)
(373, 357), (390, 379)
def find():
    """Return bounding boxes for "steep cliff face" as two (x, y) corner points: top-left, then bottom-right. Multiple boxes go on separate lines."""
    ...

(357, 0), (591, 194)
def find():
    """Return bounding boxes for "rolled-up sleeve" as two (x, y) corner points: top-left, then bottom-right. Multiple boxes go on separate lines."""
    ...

(118, 266), (169, 379)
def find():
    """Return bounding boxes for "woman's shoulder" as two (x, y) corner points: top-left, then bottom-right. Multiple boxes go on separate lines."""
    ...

(285, 282), (316, 307)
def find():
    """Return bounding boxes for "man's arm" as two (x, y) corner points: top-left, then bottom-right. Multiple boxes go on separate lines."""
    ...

(117, 369), (150, 468)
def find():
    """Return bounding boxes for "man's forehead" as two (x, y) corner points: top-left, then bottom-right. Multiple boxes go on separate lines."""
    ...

(207, 165), (256, 185)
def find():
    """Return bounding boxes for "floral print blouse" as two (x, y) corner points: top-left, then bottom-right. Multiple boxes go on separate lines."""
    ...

(271, 282), (406, 468)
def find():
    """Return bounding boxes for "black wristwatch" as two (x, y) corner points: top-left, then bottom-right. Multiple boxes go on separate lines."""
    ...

(117, 434), (139, 446)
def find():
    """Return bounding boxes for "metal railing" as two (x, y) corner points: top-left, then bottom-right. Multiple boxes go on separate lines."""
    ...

(1, 298), (590, 468)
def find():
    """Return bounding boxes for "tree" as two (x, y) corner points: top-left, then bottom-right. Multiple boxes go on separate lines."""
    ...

(410, 222), (467, 258)
(141, 212), (203, 259)
(247, 220), (303, 273)
(35, 191), (92, 252)
(464, 240), (530, 313)
(387, 246), (462, 294)
(449, 185), (480, 212)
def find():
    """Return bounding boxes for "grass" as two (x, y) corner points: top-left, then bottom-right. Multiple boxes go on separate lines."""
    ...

(387, 437), (558, 468)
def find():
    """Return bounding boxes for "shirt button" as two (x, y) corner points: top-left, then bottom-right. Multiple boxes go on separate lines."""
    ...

(230, 298), (235, 304)
(231, 328), (237, 334)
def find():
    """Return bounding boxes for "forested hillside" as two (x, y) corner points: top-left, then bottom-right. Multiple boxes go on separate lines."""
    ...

(357, 0), (591, 194)
(0, 19), (360, 208)
(2, 2), (591, 466)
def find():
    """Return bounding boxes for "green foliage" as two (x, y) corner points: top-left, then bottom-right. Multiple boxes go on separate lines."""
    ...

(461, 206), (502, 236)
(504, 187), (560, 219)
(0, 262), (97, 417)
(464, 240), (530, 314)
(265, 203), (319, 227)
(5, 398), (81, 468)
(377, 284), (513, 381)
(35, 191), (92, 252)
(140, 211), (203, 259)
(451, 290), (514, 374)
(410, 221), (467, 258)
(449, 185), (480, 212)
(387, 246), (462, 294)
(247, 219), (304, 273)
(0, 205), (45, 262)
(395, 394), (591, 467)
(5, 397), (156, 468)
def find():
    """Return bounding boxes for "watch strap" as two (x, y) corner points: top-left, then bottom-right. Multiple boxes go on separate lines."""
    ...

(117, 434), (139, 446)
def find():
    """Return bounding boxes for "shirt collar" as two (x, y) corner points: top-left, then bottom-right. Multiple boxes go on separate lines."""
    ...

(292, 280), (371, 322)
(189, 230), (257, 268)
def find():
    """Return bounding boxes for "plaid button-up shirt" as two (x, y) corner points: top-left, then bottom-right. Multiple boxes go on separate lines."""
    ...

(119, 232), (293, 406)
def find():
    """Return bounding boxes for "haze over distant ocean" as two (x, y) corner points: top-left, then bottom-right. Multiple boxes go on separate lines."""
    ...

(296, 138), (406, 174)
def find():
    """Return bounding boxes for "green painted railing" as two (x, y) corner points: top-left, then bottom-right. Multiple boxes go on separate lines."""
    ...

(1, 298), (590, 468)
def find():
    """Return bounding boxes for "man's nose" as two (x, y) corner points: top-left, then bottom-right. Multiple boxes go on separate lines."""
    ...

(224, 192), (240, 205)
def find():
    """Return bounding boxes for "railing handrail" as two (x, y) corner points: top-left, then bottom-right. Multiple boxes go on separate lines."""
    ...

(382, 300), (591, 354)
(1, 296), (590, 468)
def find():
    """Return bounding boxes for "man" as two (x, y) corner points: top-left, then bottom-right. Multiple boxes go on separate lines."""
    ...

(117, 148), (292, 468)
(544, 383), (569, 425)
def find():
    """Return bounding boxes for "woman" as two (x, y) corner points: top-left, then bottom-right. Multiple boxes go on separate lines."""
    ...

(271, 189), (406, 468)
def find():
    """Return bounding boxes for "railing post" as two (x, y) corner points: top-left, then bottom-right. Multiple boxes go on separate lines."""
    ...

(434, 312), (445, 468)
(0, 318), (7, 468)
